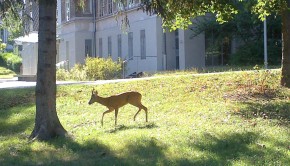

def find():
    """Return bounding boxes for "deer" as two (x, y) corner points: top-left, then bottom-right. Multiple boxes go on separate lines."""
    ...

(88, 89), (148, 126)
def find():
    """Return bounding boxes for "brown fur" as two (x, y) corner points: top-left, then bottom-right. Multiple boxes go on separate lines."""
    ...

(88, 89), (148, 126)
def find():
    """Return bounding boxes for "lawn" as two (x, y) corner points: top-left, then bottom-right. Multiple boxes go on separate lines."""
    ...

(0, 70), (289, 165)
(0, 66), (15, 78)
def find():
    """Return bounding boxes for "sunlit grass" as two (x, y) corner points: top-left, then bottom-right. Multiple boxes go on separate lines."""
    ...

(153, 65), (281, 77)
(0, 69), (289, 165)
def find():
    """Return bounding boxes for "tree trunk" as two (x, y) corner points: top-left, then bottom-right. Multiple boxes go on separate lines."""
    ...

(30, 0), (67, 140)
(281, 1), (290, 88)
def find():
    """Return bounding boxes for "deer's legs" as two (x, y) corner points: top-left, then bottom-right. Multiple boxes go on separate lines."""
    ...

(115, 108), (119, 126)
(134, 108), (141, 121)
(134, 104), (148, 122)
(144, 106), (148, 122)
(102, 108), (114, 126)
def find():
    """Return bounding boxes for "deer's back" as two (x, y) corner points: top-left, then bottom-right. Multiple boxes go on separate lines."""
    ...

(108, 91), (141, 108)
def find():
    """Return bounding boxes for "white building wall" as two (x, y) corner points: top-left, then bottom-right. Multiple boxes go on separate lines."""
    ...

(155, 17), (164, 71)
(58, 19), (94, 69)
(179, 29), (205, 69)
(95, 10), (160, 75)
(56, 1), (206, 76)
(57, 0), (61, 26)
(58, 31), (75, 69)
(164, 32), (177, 70)
(21, 42), (38, 75)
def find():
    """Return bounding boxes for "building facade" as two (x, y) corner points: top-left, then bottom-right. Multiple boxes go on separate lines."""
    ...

(57, 0), (205, 76)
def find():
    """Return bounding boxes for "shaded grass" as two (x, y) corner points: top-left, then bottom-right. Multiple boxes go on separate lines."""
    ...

(0, 88), (35, 110)
(0, 70), (289, 165)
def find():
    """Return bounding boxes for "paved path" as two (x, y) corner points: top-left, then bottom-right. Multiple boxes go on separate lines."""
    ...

(0, 77), (154, 89)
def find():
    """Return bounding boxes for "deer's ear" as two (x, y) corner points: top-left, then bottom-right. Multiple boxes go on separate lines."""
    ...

(94, 90), (98, 95)
(92, 88), (95, 95)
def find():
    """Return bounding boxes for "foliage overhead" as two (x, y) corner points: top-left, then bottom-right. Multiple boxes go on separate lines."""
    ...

(0, 0), (31, 40)
(190, 1), (282, 66)
(0, 0), (24, 18)
(140, 0), (288, 30)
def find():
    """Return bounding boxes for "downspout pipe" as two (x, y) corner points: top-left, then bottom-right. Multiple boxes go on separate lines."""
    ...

(93, 0), (97, 57)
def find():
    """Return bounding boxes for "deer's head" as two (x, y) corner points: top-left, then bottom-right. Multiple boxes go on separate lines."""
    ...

(88, 89), (98, 105)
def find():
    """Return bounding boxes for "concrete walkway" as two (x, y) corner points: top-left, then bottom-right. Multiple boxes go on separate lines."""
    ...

(0, 77), (155, 89)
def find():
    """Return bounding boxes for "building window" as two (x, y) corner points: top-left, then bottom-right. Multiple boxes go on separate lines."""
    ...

(56, 4), (59, 25)
(128, 0), (140, 8)
(99, 38), (103, 57)
(108, 36), (112, 57)
(175, 30), (179, 69)
(128, 0), (134, 8)
(99, 0), (104, 17)
(66, 41), (70, 70)
(85, 39), (92, 57)
(65, 0), (70, 21)
(117, 1), (125, 10)
(83, 0), (92, 14)
(18, 45), (23, 51)
(128, 32), (133, 60)
(140, 30), (146, 59)
(117, 34), (122, 58)
(0, 29), (4, 42)
(108, 0), (113, 14)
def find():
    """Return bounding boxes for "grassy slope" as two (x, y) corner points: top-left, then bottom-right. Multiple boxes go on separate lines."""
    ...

(0, 70), (289, 165)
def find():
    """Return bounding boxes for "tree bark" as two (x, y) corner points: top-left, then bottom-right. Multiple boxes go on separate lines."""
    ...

(281, 1), (290, 88)
(30, 0), (67, 140)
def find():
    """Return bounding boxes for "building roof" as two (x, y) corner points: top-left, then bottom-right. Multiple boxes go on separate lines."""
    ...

(14, 32), (38, 45)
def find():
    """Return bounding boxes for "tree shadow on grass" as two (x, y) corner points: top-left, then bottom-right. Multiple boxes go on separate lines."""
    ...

(0, 104), (35, 137)
(1, 125), (288, 165)
(234, 101), (290, 126)
(0, 137), (122, 166)
(0, 89), (35, 136)
(120, 137), (170, 165)
(0, 88), (35, 110)
(189, 132), (260, 165)
(34, 136), (169, 166)
(185, 132), (288, 165)
(0, 116), (166, 166)
(46, 137), (124, 165)
(106, 122), (158, 133)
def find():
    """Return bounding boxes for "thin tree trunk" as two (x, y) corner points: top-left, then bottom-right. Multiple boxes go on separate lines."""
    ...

(30, 0), (67, 140)
(281, 1), (290, 88)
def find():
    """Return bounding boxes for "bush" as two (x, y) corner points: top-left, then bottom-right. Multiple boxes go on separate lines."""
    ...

(56, 68), (70, 81)
(85, 57), (122, 80)
(56, 57), (122, 81)
(0, 53), (22, 72)
(70, 64), (87, 81)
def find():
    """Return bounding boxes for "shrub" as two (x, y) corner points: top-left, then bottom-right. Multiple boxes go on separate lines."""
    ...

(56, 57), (122, 81)
(0, 53), (22, 72)
(85, 57), (122, 80)
(70, 64), (87, 81)
(0, 66), (15, 75)
(56, 68), (70, 81)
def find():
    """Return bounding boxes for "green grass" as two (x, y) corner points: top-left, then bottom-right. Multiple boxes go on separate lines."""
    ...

(0, 66), (16, 78)
(0, 70), (289, 165)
